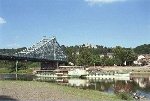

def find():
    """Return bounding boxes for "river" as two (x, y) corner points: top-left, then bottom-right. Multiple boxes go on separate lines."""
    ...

(1, 74), (150, 99)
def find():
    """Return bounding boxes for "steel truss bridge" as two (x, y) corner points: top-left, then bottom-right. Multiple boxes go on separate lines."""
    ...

(0, 37), (68, 70)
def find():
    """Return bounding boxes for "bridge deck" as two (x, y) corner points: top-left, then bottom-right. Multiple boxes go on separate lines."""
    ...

(0, 54), (67, 63)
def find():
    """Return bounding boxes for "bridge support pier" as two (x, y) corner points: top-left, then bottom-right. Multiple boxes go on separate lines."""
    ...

(41, 61), (66, 70)
(41, 62), (56, 70)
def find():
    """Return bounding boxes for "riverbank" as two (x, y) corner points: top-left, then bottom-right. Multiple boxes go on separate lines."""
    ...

(0, 80), (133, 100)
(0, 68), (33, 74)
(90, 66), (150, 75)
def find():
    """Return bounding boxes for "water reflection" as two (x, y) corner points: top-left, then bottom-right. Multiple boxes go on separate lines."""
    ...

(131, 77), (150, 88)
(130, 77), (150, 98)
(36, 77), (89, 89)
(36, 76), (150, 98)
(0, 74), (34, 81)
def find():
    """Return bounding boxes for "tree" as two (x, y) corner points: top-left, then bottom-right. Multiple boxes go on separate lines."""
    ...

(89, 54), (101, 66)
(78, 48), (91, 66)
(113, 46), (137, 66)
(112, 57), (122, 66)
(105, 58), (114, 66)
(100, 55), (109, 67)
(134, 44), (150, 54)
(124, 49), (137, 66)
(113, 46), (126, 65)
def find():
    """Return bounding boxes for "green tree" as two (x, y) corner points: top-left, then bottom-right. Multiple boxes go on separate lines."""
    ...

(78, 48), (91, 66)
(105, 58), (114, 66)
(112, 57), (122, 66)
(113, 46), (126, 65)
(100, 55), (109, 67)
(113, 46), (137, 66)
(124, 49), (137, 66)
(134, 44), (150, 54)
(89, 54), (101, 66)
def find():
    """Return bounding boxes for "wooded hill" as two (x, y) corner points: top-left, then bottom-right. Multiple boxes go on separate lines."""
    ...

(61, 44), (150, 66)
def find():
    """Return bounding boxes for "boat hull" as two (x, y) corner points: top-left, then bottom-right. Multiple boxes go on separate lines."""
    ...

(68, 69), (88, 77)
(85, 73), (130, 79)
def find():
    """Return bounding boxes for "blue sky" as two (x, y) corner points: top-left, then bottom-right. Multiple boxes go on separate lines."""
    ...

(0, 0), (150, 49)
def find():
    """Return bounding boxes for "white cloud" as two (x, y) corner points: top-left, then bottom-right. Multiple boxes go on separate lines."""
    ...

(5, 44), (20, 48)
(15, 36), (19, 39)
(0, 17), (6, 24)
(85, 0), (126, 5)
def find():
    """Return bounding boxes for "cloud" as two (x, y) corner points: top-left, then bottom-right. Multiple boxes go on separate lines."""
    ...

(15, 36), (19, 39)
(0, 17), (6, 24)
(5, 44), (20, 48)
(85, 0), (126, 5)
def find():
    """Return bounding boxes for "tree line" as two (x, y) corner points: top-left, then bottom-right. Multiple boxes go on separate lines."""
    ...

(0, 44), (149, 73)
(62, 45), (139, 66)
(61, 44), (150, 66)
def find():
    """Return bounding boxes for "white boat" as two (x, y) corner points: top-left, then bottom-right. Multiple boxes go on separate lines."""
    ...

(68, 69), (88, 76)
(34, 66), (130, 78)
(85, 72), (130, 78)
(114, 72), (130, 77)
(34, 66), (89, 77)
(59, 66), (89, 77)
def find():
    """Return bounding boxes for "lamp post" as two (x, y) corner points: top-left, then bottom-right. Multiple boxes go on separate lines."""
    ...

(16, 60), (18, 80)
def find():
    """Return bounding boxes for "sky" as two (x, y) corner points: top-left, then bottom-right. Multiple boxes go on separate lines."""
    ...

(0, 0), (150, 49)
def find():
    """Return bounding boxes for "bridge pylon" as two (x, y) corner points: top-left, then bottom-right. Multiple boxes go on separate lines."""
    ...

(17, 36), (68, 70)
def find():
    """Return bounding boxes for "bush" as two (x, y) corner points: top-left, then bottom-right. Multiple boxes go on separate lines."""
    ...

(117, 93), (133, 100)
(141, 61), (148, 66)
(18, 69), (33, 74)
(0, 68), (12, 73)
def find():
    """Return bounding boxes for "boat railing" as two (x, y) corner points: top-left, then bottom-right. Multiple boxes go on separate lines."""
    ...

(59, 66), (87, 70)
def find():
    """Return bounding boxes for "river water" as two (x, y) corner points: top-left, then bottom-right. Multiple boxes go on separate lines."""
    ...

(1, 74), (150, 99)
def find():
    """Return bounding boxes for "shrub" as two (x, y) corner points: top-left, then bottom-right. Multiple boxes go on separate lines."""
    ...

(0, 68), (12, 73)
(117, 93), (133, 100)
(18, 69), (33, 74)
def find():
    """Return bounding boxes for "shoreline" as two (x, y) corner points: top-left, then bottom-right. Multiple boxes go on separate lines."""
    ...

(91, 66), (150, 72)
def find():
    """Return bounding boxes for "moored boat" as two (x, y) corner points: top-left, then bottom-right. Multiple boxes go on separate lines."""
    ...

(34, 66), (131, 78)
(59, 66), (89, 77)
(85, 72), (131, 78)
(34, 66), (89, 77)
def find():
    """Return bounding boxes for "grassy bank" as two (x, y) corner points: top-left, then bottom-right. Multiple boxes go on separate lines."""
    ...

(0, 68), (33, 74)
(0, 80), (133, 100)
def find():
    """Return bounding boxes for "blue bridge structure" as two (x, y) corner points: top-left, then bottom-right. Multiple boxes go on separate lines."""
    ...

(0, 36), (68, 70)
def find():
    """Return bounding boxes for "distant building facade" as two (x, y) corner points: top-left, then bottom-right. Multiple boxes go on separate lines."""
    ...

(134, 54), (150, 66)
(79, 43), (97, 49)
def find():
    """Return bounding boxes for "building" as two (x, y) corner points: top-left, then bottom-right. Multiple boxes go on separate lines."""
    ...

(134, 54), (150, 66)
(79, 43), (97, 49)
